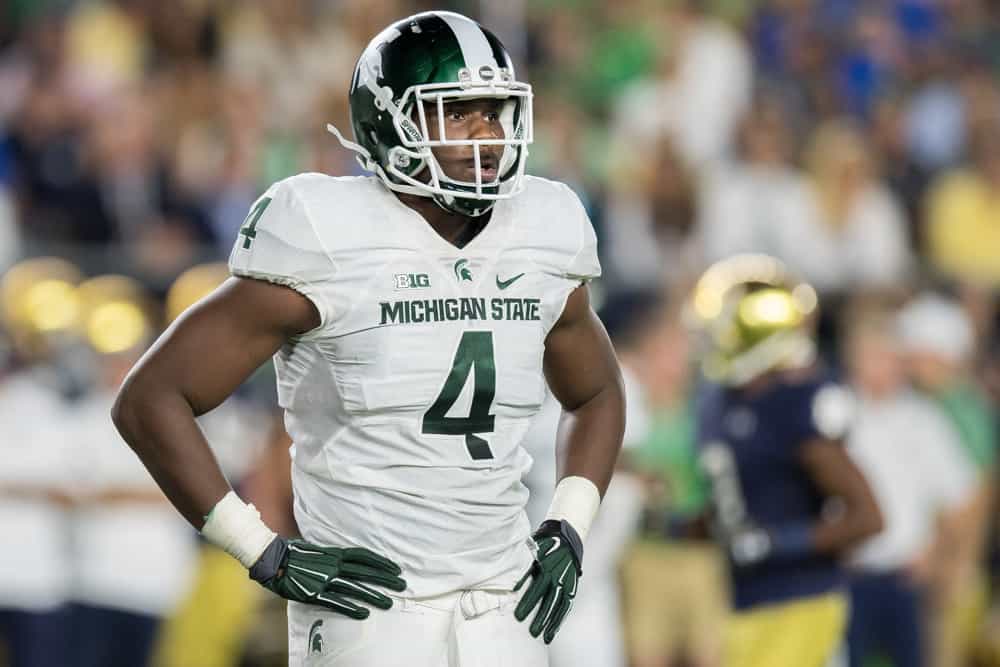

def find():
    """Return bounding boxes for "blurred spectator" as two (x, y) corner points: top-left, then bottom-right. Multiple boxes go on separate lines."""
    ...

(0, 187), (19, 272)
(899, 294), (996, 474)
(221, 1), (356, 135)
(618, 298), (726, 667)
(926, 119), (1000, 289)
(64, 0), (147, 102)
(898, 293), (998, 667)
(529, 93), (599, 201)
(611, 0), (751, 169)
(845, 307), (978, 667)
(749, 3), (839, 120)
(835, 8), (905, 119)
(568, 2), (658, 114)
(903, 50), (965, 173)
(88, 85), (215, 281)
(699, 98), (813, 274)
(0, 360), (74, 667)
(798, 118), (911, 291)
(7, 16), (114, 245)
(603, 137), (701, 293)
(870, 95), (932, 251)
(701, 111), (910, 293)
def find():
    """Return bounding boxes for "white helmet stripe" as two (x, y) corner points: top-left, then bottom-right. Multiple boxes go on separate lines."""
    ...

(439, 13), (496, 70)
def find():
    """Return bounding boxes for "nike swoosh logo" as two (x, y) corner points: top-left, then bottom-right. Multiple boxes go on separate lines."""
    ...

(496, 273), (526, 290)
(544, 537), (561, 557)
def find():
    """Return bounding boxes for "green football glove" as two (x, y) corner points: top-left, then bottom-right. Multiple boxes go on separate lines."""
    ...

(249, 537), (407, 619)
(514, 519), (583, 644)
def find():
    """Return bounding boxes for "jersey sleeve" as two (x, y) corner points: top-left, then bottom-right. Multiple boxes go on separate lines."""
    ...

(560, 183), (601, 282)
(789, 381), (855, 447)
(228, 177), (336, 329)
(538, 182), (602, 334)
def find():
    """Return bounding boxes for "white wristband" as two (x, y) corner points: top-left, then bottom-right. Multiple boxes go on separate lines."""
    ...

(201, 491), (277, 569)
(544, 476), (601, 542)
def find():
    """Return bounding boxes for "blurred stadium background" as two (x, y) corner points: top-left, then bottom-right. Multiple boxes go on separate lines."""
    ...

(2, 0), (1000, 666)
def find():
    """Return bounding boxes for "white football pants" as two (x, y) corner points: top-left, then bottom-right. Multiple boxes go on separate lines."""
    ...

(288, 588), (549, 667)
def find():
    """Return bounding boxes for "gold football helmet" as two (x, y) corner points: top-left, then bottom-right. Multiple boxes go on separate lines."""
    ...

(687, 254), (818, 385)
(166, 263), (229, 324)
(0, 257), (84, 359)
(75, 275), (154, 355)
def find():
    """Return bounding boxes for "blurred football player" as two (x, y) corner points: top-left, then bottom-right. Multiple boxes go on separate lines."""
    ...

(65, 275), (199, 667)
(687, 254), (882, 667)
(112, 11), (624, 667)
(0, 258), (81, 667)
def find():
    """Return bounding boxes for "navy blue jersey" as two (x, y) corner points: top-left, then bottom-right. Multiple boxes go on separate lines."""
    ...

(696, 367), (851, 610)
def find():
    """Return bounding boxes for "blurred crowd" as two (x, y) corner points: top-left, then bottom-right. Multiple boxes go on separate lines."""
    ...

(2, 0), (1000, 665)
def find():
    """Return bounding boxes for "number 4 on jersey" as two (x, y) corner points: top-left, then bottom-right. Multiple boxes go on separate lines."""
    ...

(422, 331), (496, 460)
(240, 196), (273, 249)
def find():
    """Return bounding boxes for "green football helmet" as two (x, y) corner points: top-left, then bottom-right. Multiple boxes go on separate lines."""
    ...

(686, 254), (819, 386)
(327, 11), (533, 217)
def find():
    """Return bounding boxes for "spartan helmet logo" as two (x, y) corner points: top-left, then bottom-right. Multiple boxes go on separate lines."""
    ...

(453, 259), (473, 282)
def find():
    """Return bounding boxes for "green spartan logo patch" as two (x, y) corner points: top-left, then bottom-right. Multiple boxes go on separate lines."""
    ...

(453, 259), (473, 282)
(308, 619), (323, 654)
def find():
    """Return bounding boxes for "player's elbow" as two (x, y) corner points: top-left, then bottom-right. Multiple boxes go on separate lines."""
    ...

(111, 370), (158, 454)
(111, 376), (139, 441)
(848, 496), (884, 545)
(860, 502), (884, 541)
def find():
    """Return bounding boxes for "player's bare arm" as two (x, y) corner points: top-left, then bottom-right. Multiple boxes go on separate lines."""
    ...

(544, 284), (626, 496)
(112, 277), (406, 618)
(515, 283), (626, 643)
(800, 438), (883, 554)
(112, 277), (316, 527)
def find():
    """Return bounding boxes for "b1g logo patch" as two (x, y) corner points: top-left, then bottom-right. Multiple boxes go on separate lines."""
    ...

(393, 273), (430, 290)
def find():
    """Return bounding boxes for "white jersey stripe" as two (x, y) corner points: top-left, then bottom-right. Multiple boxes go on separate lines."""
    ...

(440, 13), (496, 69)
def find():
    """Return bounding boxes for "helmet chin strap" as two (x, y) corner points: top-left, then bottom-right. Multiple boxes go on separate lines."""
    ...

(432, 190), (495, 217)
(327, 123), (432, 198)
(326, 123), (376, 172)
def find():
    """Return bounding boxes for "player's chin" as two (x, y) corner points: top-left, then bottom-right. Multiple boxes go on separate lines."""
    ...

(433, 151), (498, 181)
(439, 161), (499, 185)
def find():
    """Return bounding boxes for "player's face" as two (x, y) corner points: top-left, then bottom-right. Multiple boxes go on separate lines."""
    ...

(421, 98), (506, 183)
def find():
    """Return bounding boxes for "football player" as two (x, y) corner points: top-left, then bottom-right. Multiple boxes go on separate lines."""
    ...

(112, 11), (625, 667)
(0, 258), (81, 667)
(687, 255), (883, 667)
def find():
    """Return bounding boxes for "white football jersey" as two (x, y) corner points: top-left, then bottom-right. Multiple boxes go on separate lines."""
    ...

(229, 173), (600, 597)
